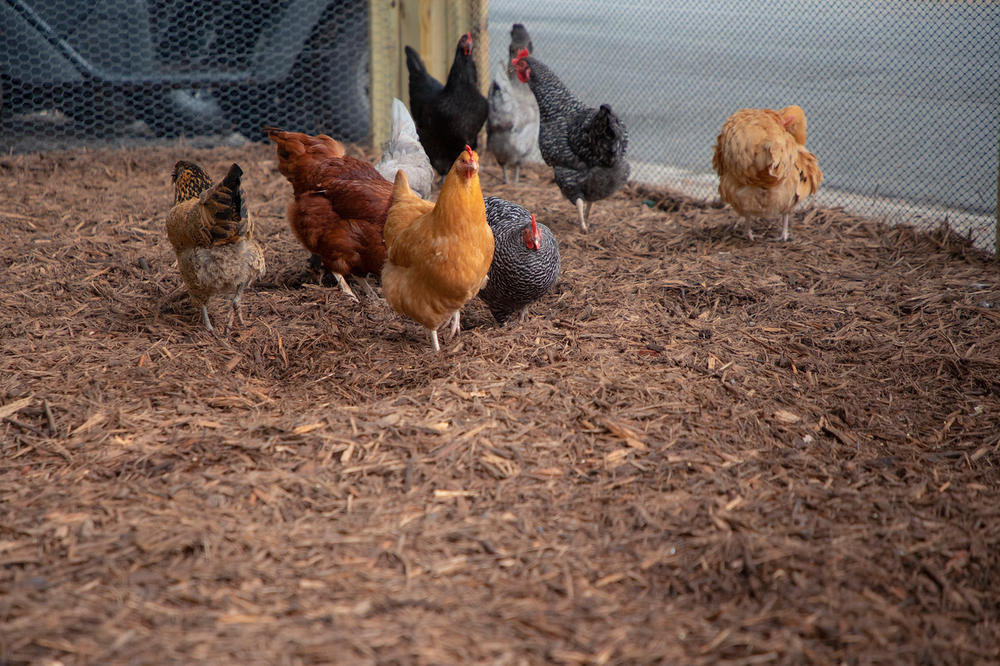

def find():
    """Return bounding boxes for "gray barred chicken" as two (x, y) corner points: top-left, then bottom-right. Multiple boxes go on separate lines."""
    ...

(166, 161), (265, 331)
(512, 51), (629, 232)
(478, 196), (560, 323)
(487, 23), (539, 184)
(507, 23), (534, 65)
(487, 59), (539, 185)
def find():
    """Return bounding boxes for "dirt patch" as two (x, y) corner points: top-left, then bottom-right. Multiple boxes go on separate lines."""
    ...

(1, 142), (999, 665)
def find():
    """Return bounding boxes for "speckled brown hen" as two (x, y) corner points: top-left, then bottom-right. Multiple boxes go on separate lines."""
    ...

(166, 161), (265, 331)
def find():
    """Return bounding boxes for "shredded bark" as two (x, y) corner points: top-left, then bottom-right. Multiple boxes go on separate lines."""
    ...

(1, 143), (998, 665)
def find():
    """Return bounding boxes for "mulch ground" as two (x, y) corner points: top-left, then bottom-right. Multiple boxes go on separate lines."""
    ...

(1, 141), (999, 665)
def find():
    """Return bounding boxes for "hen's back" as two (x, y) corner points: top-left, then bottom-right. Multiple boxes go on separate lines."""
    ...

(713, 109), (798, 188)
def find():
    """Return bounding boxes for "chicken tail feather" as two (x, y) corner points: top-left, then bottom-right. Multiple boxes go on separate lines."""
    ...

(201, 163), (250, 244)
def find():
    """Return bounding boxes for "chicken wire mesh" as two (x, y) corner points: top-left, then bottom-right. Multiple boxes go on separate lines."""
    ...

(0, 0), (371, 148)
(2, 1), (997, 254)
(488, 0), (1000, 254)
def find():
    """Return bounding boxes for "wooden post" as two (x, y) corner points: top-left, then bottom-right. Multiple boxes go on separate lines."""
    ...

(368, 0), (490, 151)
(369, 0), (400, 150)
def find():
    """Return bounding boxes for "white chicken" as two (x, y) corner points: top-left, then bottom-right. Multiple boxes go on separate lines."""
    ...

(375, 98), (435, 199)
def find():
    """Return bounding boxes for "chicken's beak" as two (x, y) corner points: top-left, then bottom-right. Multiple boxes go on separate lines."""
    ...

(457, 146), (478, 178)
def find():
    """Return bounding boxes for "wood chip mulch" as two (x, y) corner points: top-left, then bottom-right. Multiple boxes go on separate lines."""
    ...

(1, 142), (998, 665)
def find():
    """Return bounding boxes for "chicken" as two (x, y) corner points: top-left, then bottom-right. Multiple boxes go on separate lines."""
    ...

(375, 98), (435, 199)
(478, 197), (560, 323)
(512, 51), (630, 232)
(712, 105), (822, 241)
(487, 56), (539, 184)
(166, 161), (265, 331)
(267, 128), (393, 300)
(382, 146), (494, 352)
(507, 23), (533, 66)
(405, 32), (489, 176)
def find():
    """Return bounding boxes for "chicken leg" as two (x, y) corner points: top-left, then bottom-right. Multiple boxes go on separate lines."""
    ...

(200, 304), (214, 331)
(356, 276), (378, 299)
(575, 198), (588, 233)
(225, 285), (247, 332)
(448, 311), (461, 339)
(779, 214), (791, 242)
(429, 329), (441, 352)
(513, 164), (521, 184)
(332, 272), (360, 302)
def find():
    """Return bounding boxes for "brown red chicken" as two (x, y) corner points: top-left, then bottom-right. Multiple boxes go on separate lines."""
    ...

(267, 128), (393, 300)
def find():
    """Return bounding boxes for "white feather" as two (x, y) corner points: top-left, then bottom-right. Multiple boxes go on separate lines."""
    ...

(376, 98), (435, 199)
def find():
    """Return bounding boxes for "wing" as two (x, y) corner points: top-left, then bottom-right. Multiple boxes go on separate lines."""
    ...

(167, 164), (249, 252)
(794, 147), (822, 200)
(383, 171), (434, 254)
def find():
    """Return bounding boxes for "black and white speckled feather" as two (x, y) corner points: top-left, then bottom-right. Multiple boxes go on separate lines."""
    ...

(515, 55), (629, 210)
(478, 197), (560, 323)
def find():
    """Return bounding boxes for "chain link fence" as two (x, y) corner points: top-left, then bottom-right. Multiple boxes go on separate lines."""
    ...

(488, 0), (1000, 254)
(0, 0), (371, 150)
(2, 1), (997, 253)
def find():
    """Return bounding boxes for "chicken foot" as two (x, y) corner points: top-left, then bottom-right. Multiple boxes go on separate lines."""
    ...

(426, 312), (462, 353)
(356, 277), (379, 299)
(332, 272), (360, 302)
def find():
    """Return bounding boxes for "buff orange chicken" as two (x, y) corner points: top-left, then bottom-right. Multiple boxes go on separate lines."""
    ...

(381, 146), (494, 352)
(712, 105), (822, 241)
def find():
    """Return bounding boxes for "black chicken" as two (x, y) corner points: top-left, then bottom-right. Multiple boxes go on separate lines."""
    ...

(405, 33), (488, 176)
(478, 197), (560, 324)
(512, 52), (630, 232)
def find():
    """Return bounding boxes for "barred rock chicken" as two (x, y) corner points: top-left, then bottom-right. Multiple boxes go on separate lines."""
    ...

(382, 146), (494, 352)
(405, 33), (488, 176)
(487, 57), (539, 185)
(478, 197), (560, 323)
(375, 98), (435, 199)
(512, 51), (629, 232)
(267, 128), (392, 301)
(712, 105), (822, 241)
(166, 161), (265, 331)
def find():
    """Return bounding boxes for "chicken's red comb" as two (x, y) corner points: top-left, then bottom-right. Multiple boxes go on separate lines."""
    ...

(512, 48), (530, 63)
(465, 145), (473, 158)
(530, 213), (537, 233)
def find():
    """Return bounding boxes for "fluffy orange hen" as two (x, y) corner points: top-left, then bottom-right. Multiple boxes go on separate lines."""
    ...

(712, 105), (822, 241)
(267, 128), (392, 300)
(382, 146), (494, 352)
